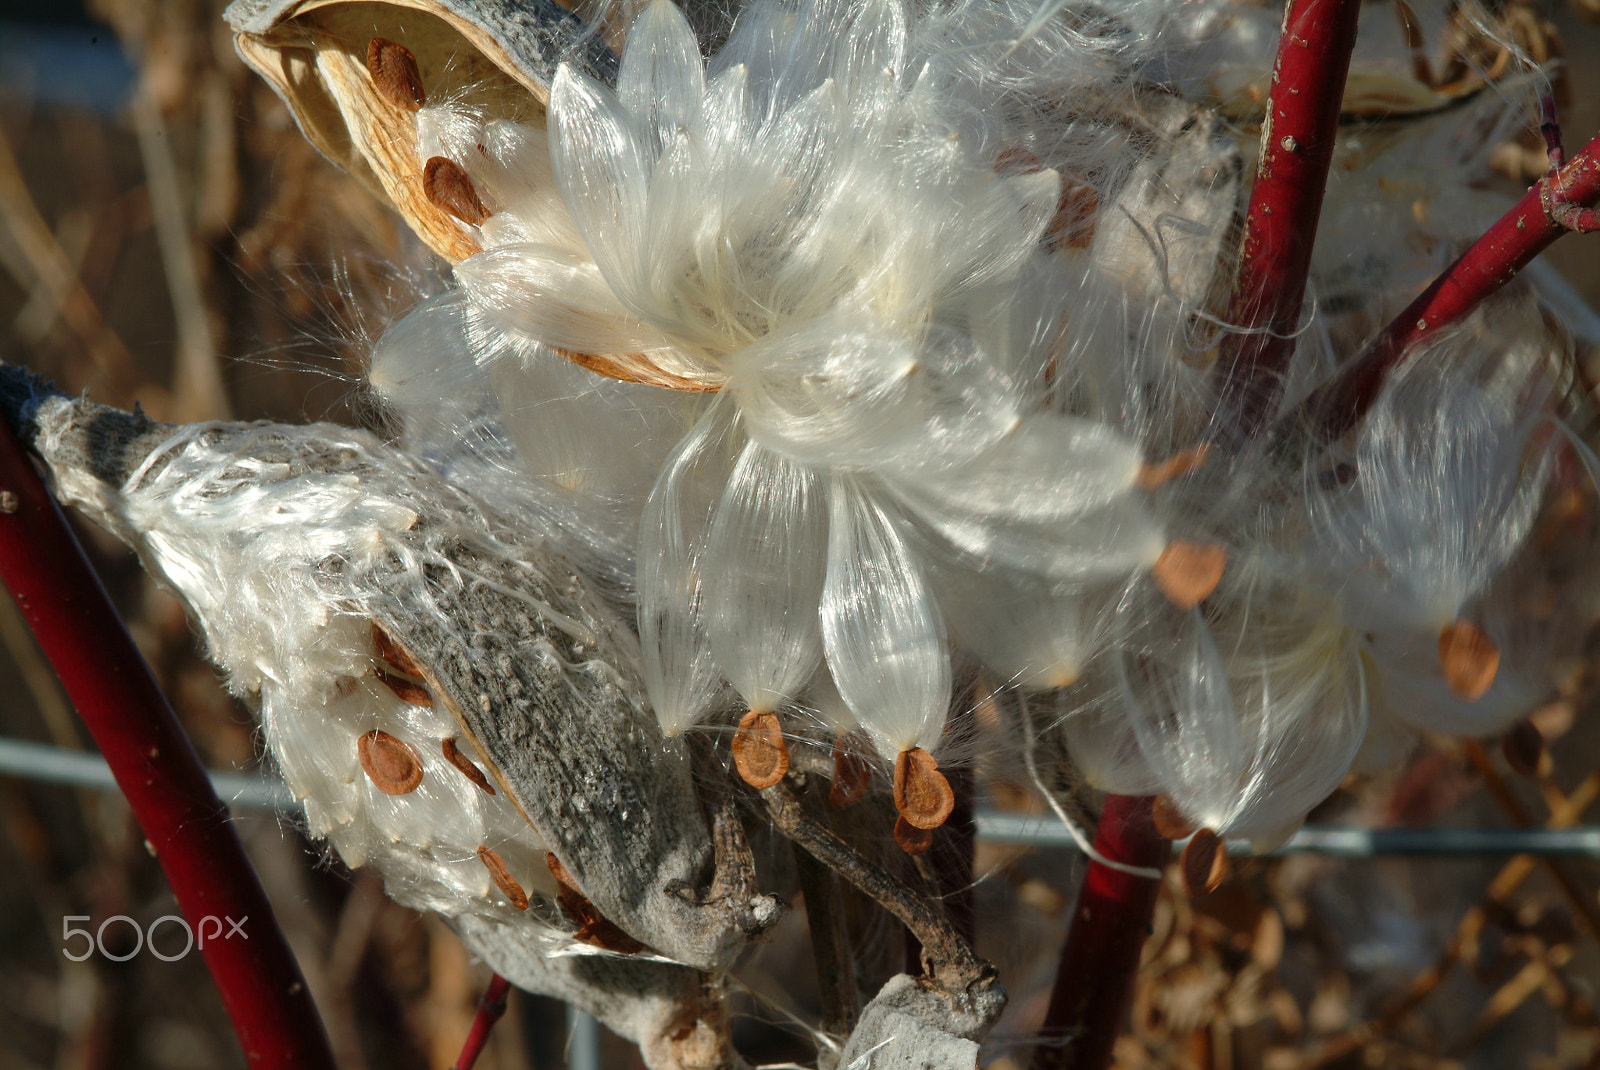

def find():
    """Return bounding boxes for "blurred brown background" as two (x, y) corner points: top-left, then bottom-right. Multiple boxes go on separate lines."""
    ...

(2, 0), (1600, 1068)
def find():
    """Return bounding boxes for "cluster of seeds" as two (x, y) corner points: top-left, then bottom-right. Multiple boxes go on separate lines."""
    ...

(352, 0), (1596, 863)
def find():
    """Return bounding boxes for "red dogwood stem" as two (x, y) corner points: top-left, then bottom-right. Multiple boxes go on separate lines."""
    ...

(1286, 128), (1600, 446)
(452, 973), (513, 1070)
(1218, 0), (1362, 437)
(1029, 795), (1166, 1070)
(0, 415), (337, 1070)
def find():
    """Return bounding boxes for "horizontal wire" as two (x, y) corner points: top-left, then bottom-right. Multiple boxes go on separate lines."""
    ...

(0, 734), (294, 812)
(974, 811), (1600, 858)
(3, 735), (1596, 857)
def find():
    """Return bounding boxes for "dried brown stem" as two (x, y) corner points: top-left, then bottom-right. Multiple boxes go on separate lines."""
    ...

(755, 775), (992, 991)
(791, 836), (861, 1039)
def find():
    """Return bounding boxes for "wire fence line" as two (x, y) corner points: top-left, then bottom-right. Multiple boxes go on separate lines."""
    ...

(3, 735), (1595, 858)
(972, 812), (1600, 858)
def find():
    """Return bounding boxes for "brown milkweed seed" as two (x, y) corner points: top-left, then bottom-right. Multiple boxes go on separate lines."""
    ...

(894, 815), (934, 856)
(1438, 619), (1500, 701)
(477, 846), (529, 910)
(1137, 443), (1213, 491)
(732, 710), (789, 789)
(829, 735), (871, 808)
(1501, 718), (1545, 778)
(366, 38), (425, 111)
(423, 156), (489, 226)
(372, 622), (425, 678)
(1152, 541), (1227, 610)
(893, 747), (955, 831)
(1150, 794), (1196, 840)
(357, 730), (424, 795)
(1180, 828), (1229, 898)
(1050, 172), (1100, 249)
(545, 853), (644, 953)
(371, 623), (432, 705)
(442, 737), (495, 794)
(374, 668), (432, 706)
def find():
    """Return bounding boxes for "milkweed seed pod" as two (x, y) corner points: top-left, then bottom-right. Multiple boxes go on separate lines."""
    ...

(18, 389), (774, 1048)
(286, 0), (1238, 797)
(222, 0), (1600, 968)
(225, 0), (619, 264)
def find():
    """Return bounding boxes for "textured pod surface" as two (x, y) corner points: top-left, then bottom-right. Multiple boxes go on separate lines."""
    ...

(25, 390), (753, 974)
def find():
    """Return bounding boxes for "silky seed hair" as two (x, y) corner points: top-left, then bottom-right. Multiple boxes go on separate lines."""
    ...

(36, 412), (640, 933)
(350, 0), (1594, 852)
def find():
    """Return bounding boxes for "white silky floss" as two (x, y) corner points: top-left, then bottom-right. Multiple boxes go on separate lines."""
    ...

(373, 0), (1189, 768)
(45, 417), (564, 931)
(364, 0), (1595, 841)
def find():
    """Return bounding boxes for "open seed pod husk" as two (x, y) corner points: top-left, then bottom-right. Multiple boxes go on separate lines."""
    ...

(224, 0), (618, 262)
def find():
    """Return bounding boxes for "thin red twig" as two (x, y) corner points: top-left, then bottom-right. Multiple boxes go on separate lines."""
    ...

(1217, 0), (1362, 438)
(0, 415), (338, 1070)
(452, 973), (513, 1070)
(1028, 4), (1363, 1063)
(1028, 795), (1166, 1070)
(1281, 127), (1600, 448)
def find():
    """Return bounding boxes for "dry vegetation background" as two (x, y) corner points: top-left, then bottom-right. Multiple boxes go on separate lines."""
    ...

(2, 0), (1600, 1067)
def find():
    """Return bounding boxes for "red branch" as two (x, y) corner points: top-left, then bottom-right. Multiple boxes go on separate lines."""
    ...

(1217, 0), (1362, 438)
(1282, 128), (1600, 447)
(1029, 795), (1166, 1070)
(452, 973), (513, 1070)
(0, 415), (337, 1069)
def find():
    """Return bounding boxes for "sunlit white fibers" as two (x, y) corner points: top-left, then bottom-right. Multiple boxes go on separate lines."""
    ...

(1109, 568), (1367, 840)
(1311, 325), (1553, 635)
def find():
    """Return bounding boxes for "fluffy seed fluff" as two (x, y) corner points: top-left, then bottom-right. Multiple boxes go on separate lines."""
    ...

(209, 0), (1599, 871)
(353, 0), (1600, 843)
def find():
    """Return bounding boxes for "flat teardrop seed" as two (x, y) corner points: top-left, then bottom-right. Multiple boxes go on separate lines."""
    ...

(894, 816), (934, 856)
(1152, 541), (1227, 609)
(1051, 172), (1100, 249)
(366, 38), (425, 111)
(829, 736), (871, 808)
(478, 846), (529, 910)
(1180, 828), (1228, 897)
(545, 853), (645, 953)
(372, 621), (426, 678)
(1438, 619), (1500, 701)
(1501, 718), (1545, 777)
(732, 710), (789, 789)
(374, 667), (433, 706)
(1151, 794), (1196, 840)
(442, 737), (496, 794)
(357, 730), (423, 794)
(423, 156), (489, 226)
(1137, 443), (1213, 491)
(893, 748), (955, 830)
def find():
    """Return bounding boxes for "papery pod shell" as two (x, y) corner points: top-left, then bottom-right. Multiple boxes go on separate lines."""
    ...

(223, 0), (618, 262)
(16, 386), (755, 976)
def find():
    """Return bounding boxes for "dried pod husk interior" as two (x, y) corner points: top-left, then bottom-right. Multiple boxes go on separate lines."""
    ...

(229, 0), (614, 262)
